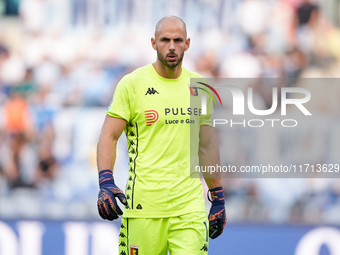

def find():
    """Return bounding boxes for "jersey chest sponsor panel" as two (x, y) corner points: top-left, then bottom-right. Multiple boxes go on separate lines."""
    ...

(130, 81), (202, 172)
(107, 64), (210, 217)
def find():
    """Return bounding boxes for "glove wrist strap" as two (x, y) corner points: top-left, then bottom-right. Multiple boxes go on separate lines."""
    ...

(99, 169), (115, 188)
(208, 186), (225, 205)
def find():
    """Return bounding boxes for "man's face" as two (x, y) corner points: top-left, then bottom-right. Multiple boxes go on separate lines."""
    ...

(152, 19), (190, 68)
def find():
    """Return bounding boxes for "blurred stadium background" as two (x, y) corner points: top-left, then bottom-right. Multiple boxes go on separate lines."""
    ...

(1, 0), (340, 254)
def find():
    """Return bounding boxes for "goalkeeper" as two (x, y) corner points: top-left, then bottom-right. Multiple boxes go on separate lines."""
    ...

(97, 16), (226, 255)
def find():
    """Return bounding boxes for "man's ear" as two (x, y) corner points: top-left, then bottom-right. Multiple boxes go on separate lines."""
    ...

(151, 37), (157, 50)
(185, 38), (190, 51)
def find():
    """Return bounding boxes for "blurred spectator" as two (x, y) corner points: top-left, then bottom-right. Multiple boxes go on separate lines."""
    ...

(237, 0), (269, 36)
(283, 47), (309, 78)
(1, 92), (37, 188)
(0, 54), (26, 84)
(33, 56), (61, 87)
(296, 0), (319, 26)
(3, 92), (31, 135)
(195, 51), (219, 78)
(219, 52), (262, 78)
(19, 0), (47, 33)
(36, 140), (57, 183)
(0, 44), (9, 65)
(1, 133), (37, 189)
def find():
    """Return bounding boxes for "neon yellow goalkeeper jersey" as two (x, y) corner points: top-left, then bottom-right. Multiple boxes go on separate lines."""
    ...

(107, 64), (213, 218)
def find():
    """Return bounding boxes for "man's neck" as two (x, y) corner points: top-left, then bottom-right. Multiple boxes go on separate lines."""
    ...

(152, 61), (182, 79)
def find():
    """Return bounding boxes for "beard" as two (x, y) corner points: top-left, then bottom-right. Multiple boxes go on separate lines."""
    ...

(157, 48), (184, 68)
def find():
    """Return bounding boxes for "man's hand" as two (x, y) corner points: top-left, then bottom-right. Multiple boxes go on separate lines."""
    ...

(97, 170), (127, 221)
(208, 186), (226, 239)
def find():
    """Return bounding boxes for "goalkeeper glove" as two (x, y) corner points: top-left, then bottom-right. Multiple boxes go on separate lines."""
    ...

(208, 186), (226, 239)
(97, 169), (127, 221)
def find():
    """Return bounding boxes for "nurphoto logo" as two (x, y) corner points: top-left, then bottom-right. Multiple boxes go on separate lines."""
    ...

(190, 79), (312, 128)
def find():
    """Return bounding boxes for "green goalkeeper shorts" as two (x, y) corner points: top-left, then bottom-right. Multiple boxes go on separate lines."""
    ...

(118, 211), (209, 255)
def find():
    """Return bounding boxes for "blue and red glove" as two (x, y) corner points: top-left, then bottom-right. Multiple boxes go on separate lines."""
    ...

(97, 170), (127, 221)
(208, 186), (226, 239)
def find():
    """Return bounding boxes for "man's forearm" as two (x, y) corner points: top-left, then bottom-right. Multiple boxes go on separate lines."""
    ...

(204, 176), (222, 189)
(200, 149), (222, 189)
(97, 134), (117, 173)
(97, 116), (126, 173)
(199, 130), (222, 189)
